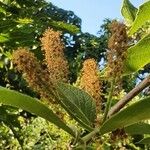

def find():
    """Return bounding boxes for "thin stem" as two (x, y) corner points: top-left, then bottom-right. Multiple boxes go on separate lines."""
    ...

(103, 79), (115, 122)
(81, 128), (100, 143)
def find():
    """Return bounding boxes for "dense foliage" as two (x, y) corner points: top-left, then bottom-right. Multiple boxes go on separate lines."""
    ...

(0, 0), (150, 149)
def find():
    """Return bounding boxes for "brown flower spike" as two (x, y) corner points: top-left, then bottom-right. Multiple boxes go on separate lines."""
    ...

(12, 47), (55, 101)
(107, 21), (128, 79)
(40, 28), (69, 82)
(79, 58), (102, 112)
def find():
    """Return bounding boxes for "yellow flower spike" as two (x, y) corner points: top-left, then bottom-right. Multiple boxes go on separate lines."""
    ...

(79, 58), (102, 113)
(12, 47), (55, 102)
(40, 28), (69, 83)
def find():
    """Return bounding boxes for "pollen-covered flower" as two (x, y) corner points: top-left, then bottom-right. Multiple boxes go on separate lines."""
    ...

(107, 21), (128, 79)
(79, 58), (102, 112)
(106, 21), (128, 94)
(40, 28), (69, 82)
(12, 47), (55, 101)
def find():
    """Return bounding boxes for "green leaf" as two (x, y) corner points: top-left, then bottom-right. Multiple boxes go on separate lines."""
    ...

(128, 1), (150, 35)
(0, 0), (11, 5)
(124, 34), (150, 74)
(0, 6), (6, 14)
(0, 33), (9, 43)
(137, 137), (150, 145)
(121, 0), (138, 25)
(56, 83), (96, 131)
(100, 97), (150, 135)
(49, 20), (80, 34)
(0, 87), (75, 137)
(125, 122), (150, 135)
(15, 18), (33, 24)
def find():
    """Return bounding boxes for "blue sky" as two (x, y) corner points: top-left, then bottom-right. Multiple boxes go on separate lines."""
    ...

(48, 0), (144, 35)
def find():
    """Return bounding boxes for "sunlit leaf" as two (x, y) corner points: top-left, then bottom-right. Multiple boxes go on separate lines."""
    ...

(128, 1), (150, 35)
(0, 33), (9, 43)
(100, 97), (150, 135)
(15, 18), (33, 24)
(0, 6), (6, 14)
(124, 34), (150, 74)
(121, 0), (138, 25)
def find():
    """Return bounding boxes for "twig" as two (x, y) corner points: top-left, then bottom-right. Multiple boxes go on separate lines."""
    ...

(103, 79), (115, 122)
(108, 75), (150, 117)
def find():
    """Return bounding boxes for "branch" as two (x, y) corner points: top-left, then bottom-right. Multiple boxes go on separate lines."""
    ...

(108, 75), (150, 117)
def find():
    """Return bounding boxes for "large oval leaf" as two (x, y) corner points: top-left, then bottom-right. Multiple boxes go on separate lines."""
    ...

(124, 34), (150, 74)
(0, 87), (75, 137)
(56, 82), (96, 131)
(128, 1), (150, 35)
(125, 122), (150, 135)
(100, 97), (150, 135)
(121, 0), (138, 25)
